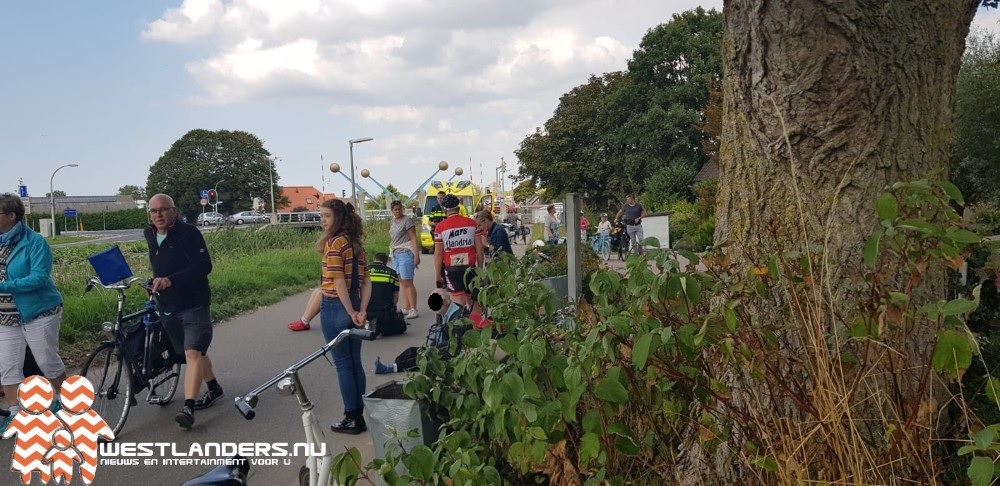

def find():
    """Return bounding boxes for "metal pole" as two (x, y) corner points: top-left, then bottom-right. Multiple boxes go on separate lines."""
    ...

(269, 157), (278, 224)
(348, 137), (373, 216)
(49, 164), (78, 237)
(214, 180), (224, 213)
(566, 193), (582, 310)
(349, 142), (356, 208)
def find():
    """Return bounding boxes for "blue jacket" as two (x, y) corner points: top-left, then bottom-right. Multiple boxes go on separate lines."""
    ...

(0, 226), (63, 323)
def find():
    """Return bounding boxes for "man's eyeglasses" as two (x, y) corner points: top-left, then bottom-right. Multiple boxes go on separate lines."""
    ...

(148, 208), (174, 214)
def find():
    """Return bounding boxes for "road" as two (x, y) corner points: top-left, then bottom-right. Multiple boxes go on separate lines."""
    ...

(0, 246), (455, 486)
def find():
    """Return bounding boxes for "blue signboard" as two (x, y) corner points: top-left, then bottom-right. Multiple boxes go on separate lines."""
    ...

(63, 209), (77, 217)
(200, 189), (209, 199)
(19, 185), (27, 197)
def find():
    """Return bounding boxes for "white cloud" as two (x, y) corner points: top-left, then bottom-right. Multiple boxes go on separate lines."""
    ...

(142, 0), (224, 42)
(144, 0), (724, 187)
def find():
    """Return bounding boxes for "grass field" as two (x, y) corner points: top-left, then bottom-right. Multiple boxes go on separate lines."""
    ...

(55, 221), (393, 361)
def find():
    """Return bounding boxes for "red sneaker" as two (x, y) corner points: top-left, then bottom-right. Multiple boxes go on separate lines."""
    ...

(287, 319), (310, 331)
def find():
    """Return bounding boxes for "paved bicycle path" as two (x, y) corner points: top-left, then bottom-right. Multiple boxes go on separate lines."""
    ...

(0, 248), (453, 486)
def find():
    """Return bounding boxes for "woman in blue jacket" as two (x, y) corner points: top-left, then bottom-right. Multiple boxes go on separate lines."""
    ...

(0, 193), (67, 432)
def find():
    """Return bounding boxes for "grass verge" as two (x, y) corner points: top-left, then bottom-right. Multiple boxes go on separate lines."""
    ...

(56, 222), (391, 364)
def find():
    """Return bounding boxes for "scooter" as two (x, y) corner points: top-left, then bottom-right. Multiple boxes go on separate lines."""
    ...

(182, 328), (376, 486)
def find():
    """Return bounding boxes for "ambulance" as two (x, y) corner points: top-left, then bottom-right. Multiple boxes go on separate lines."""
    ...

(419, 180), (491, 253)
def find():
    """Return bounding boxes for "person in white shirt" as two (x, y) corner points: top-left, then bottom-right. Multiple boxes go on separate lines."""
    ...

(596, 213), (613, 235)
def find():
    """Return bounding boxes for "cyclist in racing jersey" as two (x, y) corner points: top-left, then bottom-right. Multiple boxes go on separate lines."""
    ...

(433, 195), (485, 309)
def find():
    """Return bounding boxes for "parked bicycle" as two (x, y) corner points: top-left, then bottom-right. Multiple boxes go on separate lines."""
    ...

(79, 276), (182, 436)
(232, 328), (376, 486)
(590, 232), (611, 261)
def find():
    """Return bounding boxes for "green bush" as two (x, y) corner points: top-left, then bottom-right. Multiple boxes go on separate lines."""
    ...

(27, 208), (149, 235)
(662, 199), (700, 244)
(332, 177), (1000, 485)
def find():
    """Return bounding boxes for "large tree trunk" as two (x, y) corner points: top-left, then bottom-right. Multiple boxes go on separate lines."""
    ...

(689, 1), (978, 483)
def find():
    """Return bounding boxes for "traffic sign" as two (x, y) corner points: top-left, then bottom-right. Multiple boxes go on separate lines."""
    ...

(200, 189), (209, 199)
(19, 185), (27, 197)
(22, 197), (30, 215)
(200, 198), (208, 206)
(63, 209), (77, 217)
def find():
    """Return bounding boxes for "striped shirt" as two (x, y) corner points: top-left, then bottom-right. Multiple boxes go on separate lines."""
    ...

(321, 235), (368, 298)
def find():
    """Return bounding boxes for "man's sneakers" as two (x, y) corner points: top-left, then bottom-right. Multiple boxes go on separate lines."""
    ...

(405, 309), (418, 320)
(1, 413), (14, 438)
(287, 319), (310, 331)
(175, 405), (195, 430)
(193, 387), (224, 410)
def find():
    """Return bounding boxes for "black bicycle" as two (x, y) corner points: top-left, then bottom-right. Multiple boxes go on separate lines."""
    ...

(610, 220), (629, 261)
(80, 276), (182, 436)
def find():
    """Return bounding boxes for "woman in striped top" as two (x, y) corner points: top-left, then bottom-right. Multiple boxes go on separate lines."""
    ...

(317, 199), (372, 435)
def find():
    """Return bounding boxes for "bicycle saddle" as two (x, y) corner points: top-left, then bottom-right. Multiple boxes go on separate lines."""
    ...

(181, 456), (249, 486)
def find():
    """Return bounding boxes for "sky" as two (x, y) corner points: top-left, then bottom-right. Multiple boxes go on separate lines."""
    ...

(2, 1), (998, 202)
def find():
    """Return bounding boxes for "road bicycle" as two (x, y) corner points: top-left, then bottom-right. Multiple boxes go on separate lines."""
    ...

(590, 232), (611, 261)
(232, 328), (376, 486)
(79, 276), (182, 436)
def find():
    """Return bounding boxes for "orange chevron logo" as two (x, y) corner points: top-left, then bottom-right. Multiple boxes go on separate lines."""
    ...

(5, 375), (114, 485)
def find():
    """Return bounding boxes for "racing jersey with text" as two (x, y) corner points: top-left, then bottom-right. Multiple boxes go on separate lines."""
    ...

(433, 214), (482, 268)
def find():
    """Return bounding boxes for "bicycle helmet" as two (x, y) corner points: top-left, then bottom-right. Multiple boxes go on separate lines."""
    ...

(442, 194), (461, 210)
(600, 213), (608, 217)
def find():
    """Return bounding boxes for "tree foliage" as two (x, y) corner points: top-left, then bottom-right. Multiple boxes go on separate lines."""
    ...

(512, 179), (538, 204)
(516, 73), (628, 210)
(952, 28), (1000, 207)
(45, 190), (66, 198)
(146, 129), (285, 216)
(117, 184), (146, 201)
(516, 8), (723, 210)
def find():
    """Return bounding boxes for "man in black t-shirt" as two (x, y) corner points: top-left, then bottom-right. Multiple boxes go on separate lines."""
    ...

(615, 195), (648, 255)
(368, 253), (406, 336)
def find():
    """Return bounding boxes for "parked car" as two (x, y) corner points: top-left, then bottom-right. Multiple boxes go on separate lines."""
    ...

(228, 211), (269, 225)
(196, 211), (225, 226)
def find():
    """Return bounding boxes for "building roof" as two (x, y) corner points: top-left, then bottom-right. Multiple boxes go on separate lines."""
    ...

(28, 195), (128, 204)
(694, 161), (720, 182)
(280, 186), (337, 211)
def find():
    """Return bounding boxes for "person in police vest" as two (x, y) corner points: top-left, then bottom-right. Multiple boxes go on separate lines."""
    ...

(428, 191), (447, 227)
(367, 252), (406, 337)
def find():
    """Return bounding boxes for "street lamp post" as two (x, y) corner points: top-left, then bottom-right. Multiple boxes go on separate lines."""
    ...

(213, 180), (224, 213)
(49, 164), (78, 237)
(348, 137), (373, 209)
(269, 158), (278, 224)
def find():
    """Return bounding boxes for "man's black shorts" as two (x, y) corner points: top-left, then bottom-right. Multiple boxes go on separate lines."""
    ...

(162, 306), (213, 355)
(443, 266), (476, 297)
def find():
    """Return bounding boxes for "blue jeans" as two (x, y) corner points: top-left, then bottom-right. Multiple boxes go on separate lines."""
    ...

(320, 296), (365, 413)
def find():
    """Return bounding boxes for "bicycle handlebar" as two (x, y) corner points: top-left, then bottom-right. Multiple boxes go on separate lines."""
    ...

(234, 328), (376, 420)
(85, 276), (151, 293)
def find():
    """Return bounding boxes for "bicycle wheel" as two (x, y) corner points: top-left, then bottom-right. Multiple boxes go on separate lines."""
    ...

(80, 342), (133, 436)
(149, 362), (181, 406)
(600, 241), (611, 261)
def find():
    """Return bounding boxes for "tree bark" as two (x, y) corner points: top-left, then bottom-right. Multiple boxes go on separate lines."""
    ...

(690, 1), (979, 482)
